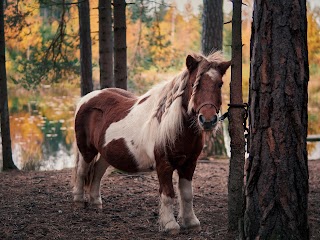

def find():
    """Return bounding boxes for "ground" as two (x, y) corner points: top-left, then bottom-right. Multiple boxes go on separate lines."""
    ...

(0, 159), (319, 240)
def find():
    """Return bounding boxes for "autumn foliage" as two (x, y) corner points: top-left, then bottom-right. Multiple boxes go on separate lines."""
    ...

(3, 0), (320, 160)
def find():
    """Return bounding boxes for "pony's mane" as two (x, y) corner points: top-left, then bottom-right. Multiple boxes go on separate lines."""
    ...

(144, 51), (226, 149)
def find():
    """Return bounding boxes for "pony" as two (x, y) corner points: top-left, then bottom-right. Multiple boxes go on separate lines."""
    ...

(72, 51), (231, 234)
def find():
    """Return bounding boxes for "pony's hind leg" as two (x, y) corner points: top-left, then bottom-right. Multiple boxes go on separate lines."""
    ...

(72, 150), (90, 206)
(89, 155), (110, 208)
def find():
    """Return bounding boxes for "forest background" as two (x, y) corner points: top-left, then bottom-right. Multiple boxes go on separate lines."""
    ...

(2, 0), (320, 170)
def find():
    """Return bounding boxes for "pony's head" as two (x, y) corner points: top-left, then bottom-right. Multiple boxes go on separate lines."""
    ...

(185, 52), (231, 131)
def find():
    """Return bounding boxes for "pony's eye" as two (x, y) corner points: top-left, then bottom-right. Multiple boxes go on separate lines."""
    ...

(218, 82), (223, 88)
(192, 83), (194, 87)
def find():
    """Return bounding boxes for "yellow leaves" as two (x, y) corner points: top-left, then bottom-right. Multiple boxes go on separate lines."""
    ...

(10, 112), (44, 164)
(307, 7), (320, 65)
(5, 0), (42, 52)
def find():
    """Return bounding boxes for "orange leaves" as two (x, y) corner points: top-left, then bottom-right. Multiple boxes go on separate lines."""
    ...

(5, 0), (42, 52)
(307, 6), (320, 65)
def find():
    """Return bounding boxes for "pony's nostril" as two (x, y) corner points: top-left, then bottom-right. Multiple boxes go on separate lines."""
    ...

(211, 115), (218, 125)
(199, 115), (206, 124)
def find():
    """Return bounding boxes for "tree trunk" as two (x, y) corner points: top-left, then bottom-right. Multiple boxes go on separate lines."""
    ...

(201, 0), (226, 159)
(78, 0), (93, 96)
(99, 0), (113, 89)
(228, 0), (245, 232)
(201, 0), (223, 55)
(114, 0), (127, 90)
(244, 1), (309, 239)
(0, 0), (17, 171)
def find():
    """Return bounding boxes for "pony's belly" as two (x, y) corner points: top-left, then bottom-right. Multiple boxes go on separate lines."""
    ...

(103, 138), (139, 172)
(102, 137), (156, 173)
(126, 138), (156, 172)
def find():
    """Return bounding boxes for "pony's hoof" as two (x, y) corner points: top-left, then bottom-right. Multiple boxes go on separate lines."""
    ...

(91, 203), (103, 210)
(180, 217), (201, 231)
(188, 224), (201, 232)
(90, 196), (102, 208)
(73, 194), (84, 202)
(73, 201), (86, 209)
(162, 221), (180, 235)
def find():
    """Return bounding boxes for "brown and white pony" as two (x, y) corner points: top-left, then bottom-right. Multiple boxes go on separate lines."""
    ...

(73, 51), (230, 234)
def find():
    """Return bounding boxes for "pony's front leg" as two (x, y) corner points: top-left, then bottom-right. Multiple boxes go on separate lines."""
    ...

(177, 161), (200, 231)
(156, 158), (180, 234)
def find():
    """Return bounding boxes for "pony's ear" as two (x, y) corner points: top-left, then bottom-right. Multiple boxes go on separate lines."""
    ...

(186, 54), (203, 72)
(217, 60), (231, 76)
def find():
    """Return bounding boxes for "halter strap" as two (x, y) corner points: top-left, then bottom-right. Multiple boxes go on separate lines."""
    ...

(196, 102), (219, 114)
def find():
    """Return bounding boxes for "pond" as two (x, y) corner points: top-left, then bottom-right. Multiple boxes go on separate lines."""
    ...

(4, 85), (79, 171)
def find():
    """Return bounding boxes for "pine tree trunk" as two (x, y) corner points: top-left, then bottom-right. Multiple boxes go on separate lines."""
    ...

(0, 0), (17, 171)
(201, 0), (223, 55)
(201, 0), (226, 159)
(228, 0), (245, 232)
(99, 0), (113, 89)
(244, 1), (309, 239)
(114, 0), (127, 90)
(78, 0), (93, 96)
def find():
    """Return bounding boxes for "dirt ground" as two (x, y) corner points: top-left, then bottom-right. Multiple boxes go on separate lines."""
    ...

(0, 159), (319, 240)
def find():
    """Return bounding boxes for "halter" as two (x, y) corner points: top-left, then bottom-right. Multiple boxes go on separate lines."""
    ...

(196, 102), (220, 114)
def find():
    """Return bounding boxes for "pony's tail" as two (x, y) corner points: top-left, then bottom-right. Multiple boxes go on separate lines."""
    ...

(83, 155), (98, 193)
(72, 142), (98, 193)
(71, 142), (80, 188)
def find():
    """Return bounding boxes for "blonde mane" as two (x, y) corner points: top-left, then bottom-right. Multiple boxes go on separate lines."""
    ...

(141, 51), (226, 149)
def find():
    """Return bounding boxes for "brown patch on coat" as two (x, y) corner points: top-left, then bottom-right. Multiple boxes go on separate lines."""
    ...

(138, 95), (150, 105)
(155, 151), (175, 198)
(75, 88), (137, 163)
(102, 138), (138, 173)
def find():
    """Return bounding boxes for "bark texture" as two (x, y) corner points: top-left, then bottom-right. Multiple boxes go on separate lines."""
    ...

(114, 0), (127, 90)
(201, 0), (223, 55)
(228, 0), (245, 231)
(99, 0), (113, 89)
(0, 0), (17, 170)
(78, 0), (93, 96)
(244, 1), (309, 239)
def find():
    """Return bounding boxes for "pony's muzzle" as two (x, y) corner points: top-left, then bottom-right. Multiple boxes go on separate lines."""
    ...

(198, 114), (218, 131)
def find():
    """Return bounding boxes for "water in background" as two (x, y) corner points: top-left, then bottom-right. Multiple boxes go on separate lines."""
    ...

(1, 85), (79, 171)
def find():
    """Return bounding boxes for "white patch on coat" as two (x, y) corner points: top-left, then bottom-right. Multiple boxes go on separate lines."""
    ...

(206, 68), (220, 80)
